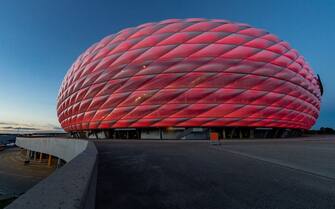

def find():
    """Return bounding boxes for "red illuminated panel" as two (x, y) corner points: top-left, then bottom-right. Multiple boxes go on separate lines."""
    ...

(57, 18), (321, 132)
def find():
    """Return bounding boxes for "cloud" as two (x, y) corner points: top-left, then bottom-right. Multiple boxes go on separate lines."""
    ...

(0, 126), (39, 130)
(0, 121), (65, 134)
(0, 122), (19, 125)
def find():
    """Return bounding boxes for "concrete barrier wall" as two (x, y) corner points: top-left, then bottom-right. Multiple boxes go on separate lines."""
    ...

(6, 138), (98, 209)
(15, 137), (88, 162)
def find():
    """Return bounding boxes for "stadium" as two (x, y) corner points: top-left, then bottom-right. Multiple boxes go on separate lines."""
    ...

(57, 18), (322, 139)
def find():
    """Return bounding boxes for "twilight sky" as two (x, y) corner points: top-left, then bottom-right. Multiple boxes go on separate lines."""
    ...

(0, 0), (334, 132)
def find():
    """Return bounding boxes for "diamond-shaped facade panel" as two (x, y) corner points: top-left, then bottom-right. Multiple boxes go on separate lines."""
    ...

(57, 18), (321, 132)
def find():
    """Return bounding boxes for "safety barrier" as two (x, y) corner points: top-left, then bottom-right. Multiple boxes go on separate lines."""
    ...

(6, 137), (97, 209)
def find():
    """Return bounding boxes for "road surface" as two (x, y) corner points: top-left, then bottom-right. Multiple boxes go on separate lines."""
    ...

(95, 137), (335, 209)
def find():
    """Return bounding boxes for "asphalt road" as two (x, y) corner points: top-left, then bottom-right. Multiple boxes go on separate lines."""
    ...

(95, 137), (335, 209)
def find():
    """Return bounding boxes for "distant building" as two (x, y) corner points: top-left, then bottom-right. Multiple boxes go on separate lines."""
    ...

(57, 18), (322, 139)
(0, 134), (16, 145)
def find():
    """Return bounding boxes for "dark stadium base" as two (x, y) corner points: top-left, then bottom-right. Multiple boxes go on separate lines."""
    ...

(70, 127), (303, 140)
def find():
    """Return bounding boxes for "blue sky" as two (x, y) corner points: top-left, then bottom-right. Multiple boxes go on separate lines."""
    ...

(0, 0), (334, 132)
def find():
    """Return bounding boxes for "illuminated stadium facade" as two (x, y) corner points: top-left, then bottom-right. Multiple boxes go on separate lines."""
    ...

(57, 18), (322, 139)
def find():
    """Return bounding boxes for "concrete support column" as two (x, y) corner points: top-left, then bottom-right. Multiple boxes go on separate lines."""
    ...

(231, 128), (235, 139)
(57, 158), (61, 168)
(222, 128), (226, 139)
(48, 154), (52, 167)
(159, 128), (163, 140)
(33, 151), (37, 161)
(39, 152), (43, 162)
(26, 149), (31, 161)
(250, 129), (254, 139)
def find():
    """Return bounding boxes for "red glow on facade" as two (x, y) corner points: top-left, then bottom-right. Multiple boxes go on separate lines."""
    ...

(57, 18), (321, 132)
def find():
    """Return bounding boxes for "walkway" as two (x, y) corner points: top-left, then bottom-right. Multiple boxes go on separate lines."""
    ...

(95, 137), (335, 209)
